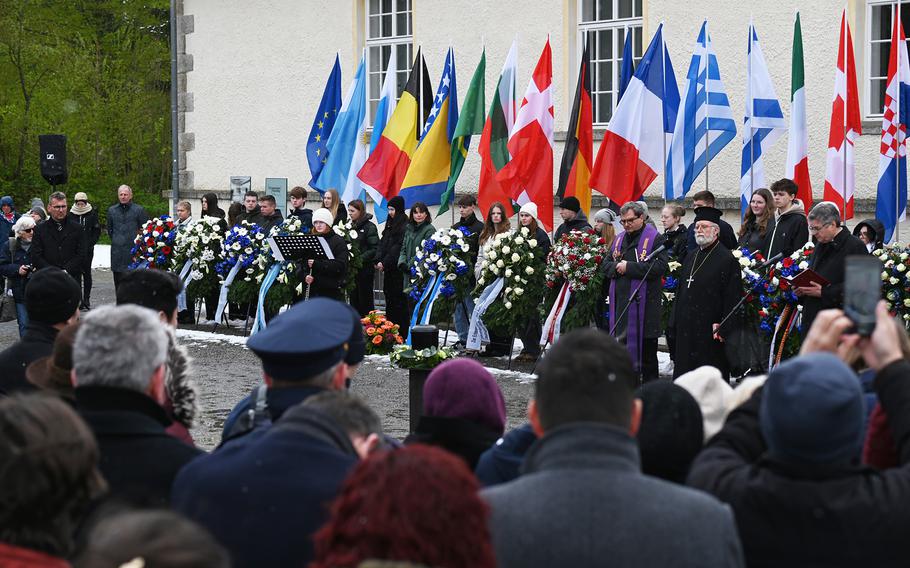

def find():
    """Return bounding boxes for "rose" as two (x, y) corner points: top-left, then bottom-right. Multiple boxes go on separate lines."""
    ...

(529, 239), (538, 247)
(511, 253), (520, 263)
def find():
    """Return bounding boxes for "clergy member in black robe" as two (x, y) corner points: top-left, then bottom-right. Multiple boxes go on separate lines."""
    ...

(796, 202), (868, 335)
(602, 202), (668, 382)
(671, 207), (742, 380)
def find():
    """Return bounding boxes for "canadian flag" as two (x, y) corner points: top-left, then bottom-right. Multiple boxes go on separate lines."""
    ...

(823, 10), (862, 220)
(496, 39), (554, 231)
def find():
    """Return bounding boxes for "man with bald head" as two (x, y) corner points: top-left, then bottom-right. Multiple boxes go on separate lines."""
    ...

(107, 184), (148, 287)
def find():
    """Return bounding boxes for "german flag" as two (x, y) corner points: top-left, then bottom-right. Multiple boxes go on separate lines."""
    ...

(557, 42), (593, 215)
(358, 49), (433, 200)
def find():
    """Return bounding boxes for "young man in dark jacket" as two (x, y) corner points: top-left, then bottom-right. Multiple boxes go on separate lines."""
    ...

(687, 304), (910, 568)
(32, 192), (86, 282)
(251, 195), (284, 232)
(68, 192), (102, 309)
(288, 185), (313, 230)
(451, 194), (485, 346)
(554, 196), (592, 243)
(763, 178), (810, 260)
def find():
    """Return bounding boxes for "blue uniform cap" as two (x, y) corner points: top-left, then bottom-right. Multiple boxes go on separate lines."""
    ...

(247, 298), (350, 381)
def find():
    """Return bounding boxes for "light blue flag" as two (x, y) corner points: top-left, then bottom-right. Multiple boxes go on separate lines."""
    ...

(666, 20), (737, 200)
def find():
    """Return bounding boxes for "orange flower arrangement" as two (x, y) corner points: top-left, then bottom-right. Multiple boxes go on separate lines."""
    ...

(362, 310), (404, 355)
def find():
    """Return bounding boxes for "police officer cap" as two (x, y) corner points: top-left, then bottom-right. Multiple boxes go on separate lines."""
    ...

(247, 298), (350, 381)
(343, 304), (366, 366)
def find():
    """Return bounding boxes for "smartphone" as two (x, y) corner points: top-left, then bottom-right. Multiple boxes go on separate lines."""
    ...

(844, 255), (884, 336)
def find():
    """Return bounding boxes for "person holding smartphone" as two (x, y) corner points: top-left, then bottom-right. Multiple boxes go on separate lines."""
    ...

(796, 202), (867, 336)
(0, 216), (36, 336)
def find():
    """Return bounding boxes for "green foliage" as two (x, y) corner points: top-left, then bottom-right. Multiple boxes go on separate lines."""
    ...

(389, 344), (457, 370)
(0, 0), (171, 216)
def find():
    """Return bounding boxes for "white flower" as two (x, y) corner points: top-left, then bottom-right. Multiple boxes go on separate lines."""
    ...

(147, 247), (154, 253)
(511, 253), (520, 262)
(488, 251), (497, 260)
(529, 239), (538, 247)
(190, 269), (203, 281)
(439, 264), (447, 272)
(201, 249), (215, 261)
(898, 264), (907, 273)
(505, 287), (512, 295)
(515, 235), (525, 245)
(446, 273), (457, 281)
(441, 236), (451, 246)
(349, 230), (358, 239)
(277, 273), (287, 284)
(347, 244), (352, 250)
(525, 266), (535, 275)
(256, 233), (264, 240)
(505, 269), (513, 278)
(478, 277), (485, 286)
(739, 258), (750, 268)
(505, 301), (512, 309)
(430, 253), (440, 262)
(883, 271), (891, 280)
(732, 249), (743, 258)
(798, 261), (809, 270)
(891, 277), (900, 285)
(496, 260), (504, 268)
(460, 243), (470, 253)
(491, 265), (500, 274)
(244, 247), (253, 254)
(904, 298), (910, 308)
(296, 283), (303, 294)
(201, 237), (211, 245)
(246, 268), (254, 274)
(515, 287), (524, 296)
(502, 246), (511, 254)
(416, 251), (424, 259)
(521, 227), (530, 236)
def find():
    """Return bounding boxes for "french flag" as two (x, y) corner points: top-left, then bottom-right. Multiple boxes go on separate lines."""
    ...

(876, 5), (910, 243)
(591, 23), (679, 206)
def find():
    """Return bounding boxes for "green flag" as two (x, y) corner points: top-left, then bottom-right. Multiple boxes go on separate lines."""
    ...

(439, 50), (486, 215)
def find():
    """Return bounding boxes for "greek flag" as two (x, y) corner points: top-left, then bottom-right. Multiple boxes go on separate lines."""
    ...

(665, 21), (736, 200)
(740, 23), (787, 216)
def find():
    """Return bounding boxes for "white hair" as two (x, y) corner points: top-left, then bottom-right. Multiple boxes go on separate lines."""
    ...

(12, 215), (35, 234)
(117, 184), (133, 194)
(73, 305), (168, 393)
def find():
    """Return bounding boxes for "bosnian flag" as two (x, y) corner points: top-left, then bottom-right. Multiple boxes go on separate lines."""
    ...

(590, 23), (679, 206)
(876, 5), (910, 243)
(823, 10), (862, 220)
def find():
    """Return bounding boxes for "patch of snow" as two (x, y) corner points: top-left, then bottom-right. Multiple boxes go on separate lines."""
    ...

(176, 328), (250, 347)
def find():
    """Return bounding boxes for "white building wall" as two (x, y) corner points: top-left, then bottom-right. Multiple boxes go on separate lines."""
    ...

(185, 0), (896, 234)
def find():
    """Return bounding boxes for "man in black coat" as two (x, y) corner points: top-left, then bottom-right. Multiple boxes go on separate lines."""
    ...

(251, 194), (284, 232)
(72, 304), (202, 507)
(452, 194), (485, 346)
(288, 185), (313, 230)
(795, 202), (868, 335)
(68, 191), (102, 309)
(235, 191), (260, 225)
(0, 268), (81, 395)
(687, 306), (910, 567)
(684, 191), (737, 254)
(31, 191), (86, 282)
(554, 196), (592, 243)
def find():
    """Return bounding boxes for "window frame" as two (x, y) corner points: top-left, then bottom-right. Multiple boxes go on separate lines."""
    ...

(364, 0), (414, 127)
(864, 0), (910, 119)
(577, 0), (644, 127)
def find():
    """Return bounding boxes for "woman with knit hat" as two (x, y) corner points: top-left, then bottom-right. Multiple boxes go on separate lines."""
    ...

(67, 192), (101, 309)
(405, 358), (507, 469)
(300, 208), (349, 301)
(515, 202), (550, 362)
(376, 195), (409, 335)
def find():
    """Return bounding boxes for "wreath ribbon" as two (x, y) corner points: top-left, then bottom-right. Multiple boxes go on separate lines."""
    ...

(466, 277), (506, 351)
(541, 282), (573, 346)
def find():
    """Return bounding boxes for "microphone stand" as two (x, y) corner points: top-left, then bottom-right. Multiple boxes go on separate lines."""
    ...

(716, 254), (782, 333)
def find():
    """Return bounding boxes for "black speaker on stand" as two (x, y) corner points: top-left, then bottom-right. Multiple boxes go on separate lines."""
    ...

(39, 134), (68, 191)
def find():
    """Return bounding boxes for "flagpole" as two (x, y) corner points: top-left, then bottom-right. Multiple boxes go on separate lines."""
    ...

(704, 20), (711, 193)
(898, 1), (903, 241)
(451, 44), (456, 226)
(749, 21), (755, 199)
(660, 22), (668, 207)
(842, 8), (848, 221)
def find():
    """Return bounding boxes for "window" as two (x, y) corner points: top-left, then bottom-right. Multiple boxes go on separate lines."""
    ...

(867, 1), (910, 117)
(366, 0), (413, 124)
(578, 0), (643, 125)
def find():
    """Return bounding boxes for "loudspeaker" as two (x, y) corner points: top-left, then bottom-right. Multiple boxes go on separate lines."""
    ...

(39, 134), (68, 186)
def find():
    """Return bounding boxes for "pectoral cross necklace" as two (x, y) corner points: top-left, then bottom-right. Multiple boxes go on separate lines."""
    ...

(686, 245), (716, 288)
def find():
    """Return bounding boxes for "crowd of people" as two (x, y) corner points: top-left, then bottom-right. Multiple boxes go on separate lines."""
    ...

(0, 178), (905, 567)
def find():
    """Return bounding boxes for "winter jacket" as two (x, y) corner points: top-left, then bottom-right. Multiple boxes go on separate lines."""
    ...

(221, 384), (327, 443)
(74, 385), (202, 507)
(235, 206), (260, 225)
(737, 219), (769, 256)
(398, 220), (436, 289)
(664, 224), (688, 260)
(173, 404), (359, 568)
(452, 212), (485, 262)
(0, 237), (31, 301)
(405, 415), (503, 470)
(763, 202), (809, 260)
(290, 207), (313, 231)
(106, 202), (148, 271)
(475, 423), (538, 487)
(0, 210), (19, 239)
(353, 214), (379, 268)
(67, 208), (102, 246)
(0, 321), (58, 395)
(853, 218), (886, 253)
(377, 218), (406, 269)
(298, 231), (349, 301)
(686, 360), (910, 568)
(533, 227), (552, 259)
(483, 422), (745, 568)
(163, 331), (197, 445)
(800, 228), (868, 334)
(251, 209), (284, 232)
(31, 217), (86, 278)
(554, 211), (592, 243)
(601, 230), (669, 339)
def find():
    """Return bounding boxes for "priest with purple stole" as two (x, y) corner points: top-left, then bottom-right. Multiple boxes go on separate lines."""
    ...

(602, 201), (668, 382)
(670, 206), (742, 381)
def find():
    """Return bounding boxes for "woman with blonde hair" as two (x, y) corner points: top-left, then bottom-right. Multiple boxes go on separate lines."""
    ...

(322, 189), (348, 225)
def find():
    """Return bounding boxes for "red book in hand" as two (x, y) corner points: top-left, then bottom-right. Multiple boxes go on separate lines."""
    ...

(786, 268), (830, 288)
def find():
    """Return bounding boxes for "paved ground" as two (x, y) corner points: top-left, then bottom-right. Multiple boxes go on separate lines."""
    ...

(0, 268), (537, 450)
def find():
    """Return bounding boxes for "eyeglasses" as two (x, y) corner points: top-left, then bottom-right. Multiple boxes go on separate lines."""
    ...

(50, 205), (67, 210)
(619, 216), (641, 226)
(808, 222), (831, 233)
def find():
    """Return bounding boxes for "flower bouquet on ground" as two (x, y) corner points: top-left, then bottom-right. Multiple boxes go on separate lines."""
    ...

(407, 228), (472, 325)
(873, 244), (910, 327)
(130, 215), (177, 269)
(171, 217), (225, 300)
(389, 344), (456, 370)
(334, 219), (363, 297)
(541, 229), (608, 332)
(362, 310), (404, 355)
(216, 221), (269, 305)
(263, 216), (308, 312)
(474, 227), (546, 335)
(761, 242), (815, 363)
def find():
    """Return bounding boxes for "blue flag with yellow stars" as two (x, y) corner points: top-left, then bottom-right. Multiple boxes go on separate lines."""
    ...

(307, 55), (342, 190)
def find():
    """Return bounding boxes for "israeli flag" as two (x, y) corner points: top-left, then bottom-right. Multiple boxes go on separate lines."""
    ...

(740, 23), (787, 216)
(666, 21), (736, 201)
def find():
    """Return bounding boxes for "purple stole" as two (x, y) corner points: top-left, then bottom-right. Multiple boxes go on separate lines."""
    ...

(608, 223), (659, 371)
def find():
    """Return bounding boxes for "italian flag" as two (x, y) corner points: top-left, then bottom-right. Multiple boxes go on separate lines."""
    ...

(785, 12), (812, 214)
(477, 41), (518, 218)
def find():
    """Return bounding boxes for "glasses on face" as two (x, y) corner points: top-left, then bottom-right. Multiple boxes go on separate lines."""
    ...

(619, 215), (640, 226)
(808, 222), (830, 233)
(50, 205), (67, 210)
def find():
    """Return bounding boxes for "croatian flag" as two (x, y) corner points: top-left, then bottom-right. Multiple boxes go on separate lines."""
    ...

(740, 23), (786, 216)
(876, 6), (910, 243)
(590, 23), (679, 206)
(666, 20), (736, 201)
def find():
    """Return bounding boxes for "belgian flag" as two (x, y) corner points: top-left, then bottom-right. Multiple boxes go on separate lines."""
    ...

(557, 42), (594, 215)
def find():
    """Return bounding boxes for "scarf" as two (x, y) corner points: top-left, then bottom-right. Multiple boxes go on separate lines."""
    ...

(70, 202), (92, 215)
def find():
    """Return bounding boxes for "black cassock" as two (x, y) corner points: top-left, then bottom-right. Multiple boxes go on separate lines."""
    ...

(671, 241), (742, 380)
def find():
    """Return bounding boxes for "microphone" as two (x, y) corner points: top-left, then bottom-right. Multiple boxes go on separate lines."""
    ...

(759, 252), (784, 269)
(643, 244), (666, 262)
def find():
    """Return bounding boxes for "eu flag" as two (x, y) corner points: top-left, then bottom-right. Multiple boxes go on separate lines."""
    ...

(307, 55), (342, 190)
